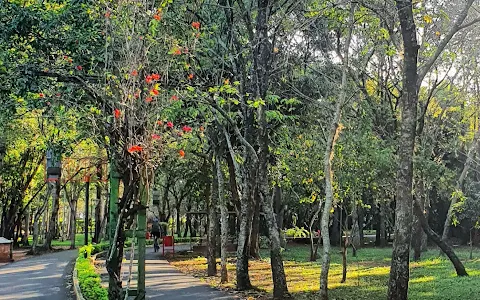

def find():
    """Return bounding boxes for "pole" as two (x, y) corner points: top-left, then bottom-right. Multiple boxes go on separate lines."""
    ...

(85, 176), (90, 246)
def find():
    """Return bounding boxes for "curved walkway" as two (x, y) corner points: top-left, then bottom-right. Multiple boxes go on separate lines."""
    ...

(0, 250), (77, 300)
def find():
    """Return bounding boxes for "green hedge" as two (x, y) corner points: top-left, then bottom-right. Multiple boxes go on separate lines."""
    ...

(76, 245), (108, 300)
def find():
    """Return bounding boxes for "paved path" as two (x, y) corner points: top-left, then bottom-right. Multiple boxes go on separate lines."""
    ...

(105, 246), (237, 299)
(0, 250), (77, 300)
(143, 251), (236, 300)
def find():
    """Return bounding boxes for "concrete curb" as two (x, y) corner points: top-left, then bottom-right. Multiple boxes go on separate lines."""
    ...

(72, 260), (86, 300)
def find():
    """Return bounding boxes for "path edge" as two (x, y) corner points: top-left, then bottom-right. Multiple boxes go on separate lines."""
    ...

(73, 260), (86, 300)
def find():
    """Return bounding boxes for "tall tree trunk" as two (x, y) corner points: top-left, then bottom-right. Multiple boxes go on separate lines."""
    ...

(32, 188), (51, 254)
(249, 191), (261, 259)
(44, 181), (61, 250)
(22, 208), (30, 246)
(216, 152), (229, 283)
(236, 163), (254, 290)
(379, 202), (387, 248)
(176, 203), (181, 237)
(70, 200), (77, 249)
(320, 4), (354, 299)
(351, 200), (361, 253)
(94, 164), (104, 243)
(207, 161), (217, 277)
(388, 1), (419, 299)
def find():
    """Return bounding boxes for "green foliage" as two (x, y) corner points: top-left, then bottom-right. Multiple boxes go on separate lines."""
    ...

(76, 247), (108, 300)
(285, 226), (309, 238)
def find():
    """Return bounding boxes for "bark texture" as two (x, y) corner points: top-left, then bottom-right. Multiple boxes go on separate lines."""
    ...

(388, 1), (419, 299)
(43, 181), (61, 250)
(207, 161), (217, 277)
(216, 152), (229, 283)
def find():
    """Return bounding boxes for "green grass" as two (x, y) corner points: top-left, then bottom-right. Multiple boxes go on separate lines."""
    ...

(27, 233), (88, 247)
(171, 244), (480, 300)
(268, 245), (480, 300)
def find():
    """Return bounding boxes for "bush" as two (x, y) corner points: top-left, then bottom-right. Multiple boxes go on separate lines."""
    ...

(259, 236), (270, 249)
(76, 245), (108, 300)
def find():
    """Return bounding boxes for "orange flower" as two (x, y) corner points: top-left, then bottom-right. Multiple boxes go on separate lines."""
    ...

(153, 14), (161, 21)
(114, 109), (121, 119)
(188, 73), (194, 80)
(199, 125), (205, 132)
(39, 93), (45, 98)
(173, 48), (181, 55)
(150, 89), (159, 96)
(131, 70), (138, 76)
(145, 75), (153, 83)
(128, 145), (143, 153)
(170, 95), (178, 101)
(224, 78), (230, 85)
(145, 96), (153, 103)
(179, 150), (185, 158)
(152, 73), (160, 81)
(151, 134), (161, 140)
(192, 22), (200, 30)
(156, 120), (163, 126)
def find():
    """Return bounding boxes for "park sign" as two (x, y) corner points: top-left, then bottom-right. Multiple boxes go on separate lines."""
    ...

(46, 149), (61, 182)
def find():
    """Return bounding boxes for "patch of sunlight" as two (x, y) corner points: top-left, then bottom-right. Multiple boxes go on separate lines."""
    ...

(410, 276), (435, 283)
(466, 269), (480, 276)
(412, 258), (442, 268)
(356, 266), (390, 277)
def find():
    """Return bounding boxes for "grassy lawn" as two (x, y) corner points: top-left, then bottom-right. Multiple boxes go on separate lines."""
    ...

(27, 233), (87, 247)
(169, 245), (480, 299)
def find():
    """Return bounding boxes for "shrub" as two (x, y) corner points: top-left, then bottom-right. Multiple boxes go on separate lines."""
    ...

(76, 245), (108, 300)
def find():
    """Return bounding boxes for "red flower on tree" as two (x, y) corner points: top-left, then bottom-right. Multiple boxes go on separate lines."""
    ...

(114, 108), (121, 119)
(152, 73), (160, 81)
(131, 70), (138, 76)
(151, 134), (161, 140)
(145, 96), (153, 103)
(170, 95), (179, 101)
(76, 65), (83, 71)
(191, 22), (200, 30)
(173, 48), (181, 55)
(153, 14), (161, 21)
(128, 145), (143, 153)
(39, 93), (45, 98)
(156, 120), (163, 126)
(188, 73), (194, 80)
(150, 88), (159, 96)
(182, 125), (192, 133)
(167, 121), (174, 128)
(179, 150), (185, 158)
(145, 75), (153, 84)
